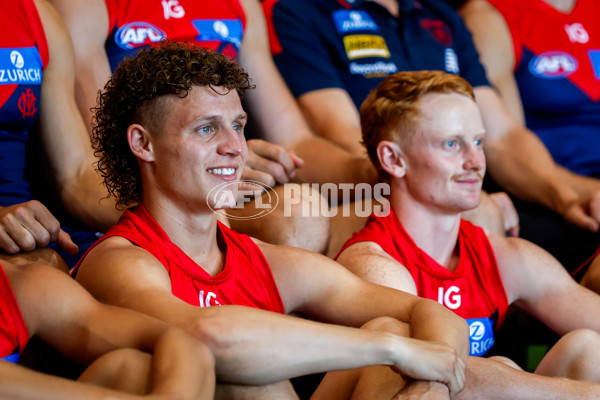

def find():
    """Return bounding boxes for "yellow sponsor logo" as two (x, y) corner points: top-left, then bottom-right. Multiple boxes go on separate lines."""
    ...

(343, 35), (390, 59)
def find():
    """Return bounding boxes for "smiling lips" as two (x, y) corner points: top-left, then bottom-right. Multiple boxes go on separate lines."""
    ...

(208, 167), (237, 180)
(454, 172), (483, 185)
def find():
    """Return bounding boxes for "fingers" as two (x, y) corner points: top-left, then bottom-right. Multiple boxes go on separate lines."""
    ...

(240, 167), (276, 188)
(563, 202), (600, 233)
(590, 191), (600, 222)
(246, 139), (303, 184)
(0, 201), (64, 253)
(57, 229), (79, 255)
(449, 354), (466, 397)
(288, 150), (305, 169)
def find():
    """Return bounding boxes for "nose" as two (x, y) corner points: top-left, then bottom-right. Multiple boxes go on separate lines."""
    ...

(217, 127), (244, 157)
(463, 143), (485, 172)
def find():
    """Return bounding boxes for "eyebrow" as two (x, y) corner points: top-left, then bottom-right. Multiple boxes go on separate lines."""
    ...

(191, 112), (248, 125)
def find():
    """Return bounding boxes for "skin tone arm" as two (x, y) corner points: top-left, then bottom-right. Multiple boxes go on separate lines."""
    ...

(489, 233), (600, 335)
(76, 236), (466, 395)
(258, 240), (469, 395)
(460, 0), (600, 230)
(235, 0), (377, 186)
(1, 261), (214, 400)
(337, 241), (600, 400)
(0, 0), (119, 254)
(35, 0), (120, 230)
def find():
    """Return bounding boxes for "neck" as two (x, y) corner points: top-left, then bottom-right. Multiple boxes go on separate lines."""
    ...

(389, 189), (462, 271)
(543, 0), (576, 12)
(141, 192), (224, 276)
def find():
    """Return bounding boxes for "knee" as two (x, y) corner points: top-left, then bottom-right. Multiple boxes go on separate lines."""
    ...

(231, 183), (331, 253)
(0, 248), (68, 273)
(487, 355), (522, 370)
(276, 183), (331, 253)
(558, 329), (599, 355)
(79, 348), (151, 391)
(538, 329), (600, 380)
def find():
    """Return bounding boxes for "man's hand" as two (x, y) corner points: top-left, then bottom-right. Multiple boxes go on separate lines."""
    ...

(391, 339), (466, 398)
(242, 139), (304, 187)
(489, 192), (520, 237)
(562, 191), (600, 233)
(392, 380), (450, 400)
(0, 201), (78, 254)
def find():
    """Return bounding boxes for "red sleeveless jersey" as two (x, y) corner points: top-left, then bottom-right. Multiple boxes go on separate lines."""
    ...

(75, 205), (285, 313)
(338, 209), (508, 356)
(0, 0), (48, 206)
(0, 264), (29, 361)
(104, 0), (246, 70)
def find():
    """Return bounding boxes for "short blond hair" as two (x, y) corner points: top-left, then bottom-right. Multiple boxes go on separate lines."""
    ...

(360, 70), (475, 179)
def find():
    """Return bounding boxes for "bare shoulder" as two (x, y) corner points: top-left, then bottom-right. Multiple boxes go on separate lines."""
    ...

(459, 0), (513, 73)
(485, 231), (540, 265)
(77, 236), (172, 303)
(338, 242), (417, 294)
(3, 261), (91, 336)
(460, 0), (498, 19)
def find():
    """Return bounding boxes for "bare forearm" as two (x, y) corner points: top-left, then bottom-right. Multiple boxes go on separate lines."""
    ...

(149, 328), (215, 400)
(410, 299), (469, 363)
(61, 168), (121, 232)
(292, 136), (377, 187)
(556, 166), (600, 197)
(192, 307), (403, 385)
(485, 127), (577, 214)
(458, 356), (600, 400)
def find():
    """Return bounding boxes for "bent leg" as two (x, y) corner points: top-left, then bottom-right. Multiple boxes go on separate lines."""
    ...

(216, 379), (299, 400)
(312, 317), (410, 400)
(455, 355), (600, 400)
(0, 248), (68, 273)
(461, 191), (506, 236)
(78, 348), (151, 393)
(228, 184), (330, 254)
(535, 329), (600, 383)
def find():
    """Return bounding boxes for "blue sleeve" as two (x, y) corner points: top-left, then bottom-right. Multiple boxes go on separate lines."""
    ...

(270, 1), (344, 97)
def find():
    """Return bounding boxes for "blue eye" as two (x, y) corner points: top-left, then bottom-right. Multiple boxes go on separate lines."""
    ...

(199, 126), (212, 134)
(446, 140), (456, 148)
(474, 138), (482, 146)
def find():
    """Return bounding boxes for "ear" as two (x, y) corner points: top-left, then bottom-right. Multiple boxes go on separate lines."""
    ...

(127, 124), (154, 162)
(376, 140), (406, 178)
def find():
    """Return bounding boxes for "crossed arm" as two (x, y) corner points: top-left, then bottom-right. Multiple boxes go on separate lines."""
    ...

(337, 237), (600, 398)
(75, 235), (468, 395)
(1, 261), (214, 400)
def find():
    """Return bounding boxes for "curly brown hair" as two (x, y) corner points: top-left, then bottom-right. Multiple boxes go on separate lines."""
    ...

(92, 41), (254, 208)
(360, 70), (474, 180)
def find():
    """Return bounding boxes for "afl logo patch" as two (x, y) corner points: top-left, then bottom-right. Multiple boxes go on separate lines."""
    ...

(529, 51), (578, 79)
(116, 22), (166, 50)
